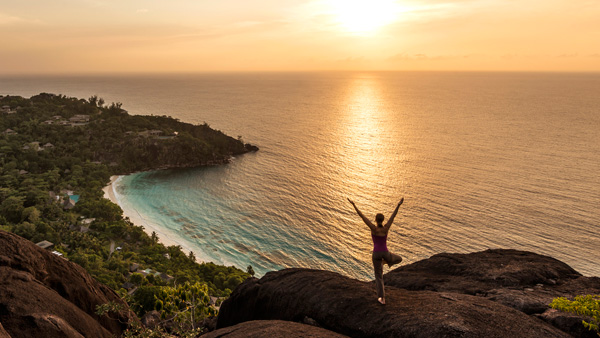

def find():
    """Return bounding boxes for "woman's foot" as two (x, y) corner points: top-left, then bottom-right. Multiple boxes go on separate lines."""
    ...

(378, 297), (386, 305)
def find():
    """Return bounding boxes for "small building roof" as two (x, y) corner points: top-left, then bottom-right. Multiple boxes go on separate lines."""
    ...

(159, 273), (174, 282)
(36, 240), (54, 250)
(122, 282), (135, 290)
(69, 114), (90, 122)
(129, 263), (140, 272)
(63, 199), (76, 210)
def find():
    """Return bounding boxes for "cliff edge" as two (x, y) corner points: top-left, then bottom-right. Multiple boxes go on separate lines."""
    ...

(215, 249), (600, 338)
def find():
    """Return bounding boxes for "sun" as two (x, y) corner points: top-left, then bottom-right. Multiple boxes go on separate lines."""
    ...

(327, 0), (403, 34)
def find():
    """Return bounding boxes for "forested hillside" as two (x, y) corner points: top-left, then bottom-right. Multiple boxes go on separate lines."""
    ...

(0, 93), (256, 333)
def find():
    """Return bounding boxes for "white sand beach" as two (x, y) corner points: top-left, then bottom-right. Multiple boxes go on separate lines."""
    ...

(102, 175), (200, 258)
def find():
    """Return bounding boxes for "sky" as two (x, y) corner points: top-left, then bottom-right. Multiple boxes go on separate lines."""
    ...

(1, 0), (599, 73)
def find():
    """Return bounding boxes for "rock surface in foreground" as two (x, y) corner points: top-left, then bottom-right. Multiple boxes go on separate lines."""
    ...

(217, 267), (570, 338)
(203, 320), (348, 338)
(0, 230), (134, 338)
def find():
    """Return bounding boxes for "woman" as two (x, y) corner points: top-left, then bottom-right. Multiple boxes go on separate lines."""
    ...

(348, 197), (404, 305)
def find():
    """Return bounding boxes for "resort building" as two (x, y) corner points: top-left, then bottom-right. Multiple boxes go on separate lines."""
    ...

(69, 114), (90, 123)
(63, 195), (79, 210)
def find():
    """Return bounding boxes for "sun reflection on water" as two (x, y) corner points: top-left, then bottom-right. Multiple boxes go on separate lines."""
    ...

(337, 74), (407, 204)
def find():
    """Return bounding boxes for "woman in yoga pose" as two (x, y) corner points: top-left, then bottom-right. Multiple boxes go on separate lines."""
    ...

(348, 197), (404, 305)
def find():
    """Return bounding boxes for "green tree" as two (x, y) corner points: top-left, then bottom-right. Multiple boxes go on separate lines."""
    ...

(131, 285), (163, 315)
(551, 295), (600, 336)
(22, 206), (41, 223)
(1, 196), (25, 223)
(154, 281), (215, 331)
(13, 222), (36, 239)
(225, 275), (243, 290)
(130, 273), (146, 286)
(246, 265), (255, 277)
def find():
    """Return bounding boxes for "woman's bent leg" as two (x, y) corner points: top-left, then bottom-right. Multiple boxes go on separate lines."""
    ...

(372, 252), (385, 299)
(383, 252), (403, 268)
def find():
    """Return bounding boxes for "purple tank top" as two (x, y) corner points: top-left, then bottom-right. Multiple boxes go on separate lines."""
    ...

(372, 234), (388, 252)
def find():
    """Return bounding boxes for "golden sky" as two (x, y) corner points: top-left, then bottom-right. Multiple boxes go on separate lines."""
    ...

(1, 0), (599, 73)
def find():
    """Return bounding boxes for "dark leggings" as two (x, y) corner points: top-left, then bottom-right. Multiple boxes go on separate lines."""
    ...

(372, 251), (403, 299)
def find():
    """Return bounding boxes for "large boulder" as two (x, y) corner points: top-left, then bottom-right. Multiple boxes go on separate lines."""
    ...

(217, 268), (569, 338)
(0, 230), (135, 338)
(203, 320), (348, 338)
(384, 249), (600, 335)
(384, 249), (582, 293)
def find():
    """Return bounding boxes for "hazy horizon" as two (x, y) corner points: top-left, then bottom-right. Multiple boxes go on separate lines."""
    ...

(3, 70), (600, 78)
(1, 0), (599, 74)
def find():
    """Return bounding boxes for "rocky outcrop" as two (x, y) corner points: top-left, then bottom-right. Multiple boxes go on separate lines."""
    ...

(244, 143), (259, 152)
(203, 320), (348, 338)
(384, 249), (600, 337)
(217, 268), (570, 337)
(384, 249), (582, 294)
(215, 249), (599, 338)
(0, 230), (135, 338)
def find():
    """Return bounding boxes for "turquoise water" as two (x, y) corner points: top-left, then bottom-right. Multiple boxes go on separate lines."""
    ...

(3, 72), (600, 279)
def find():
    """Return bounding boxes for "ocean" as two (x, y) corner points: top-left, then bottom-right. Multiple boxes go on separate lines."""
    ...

(2, 72), (599, 280)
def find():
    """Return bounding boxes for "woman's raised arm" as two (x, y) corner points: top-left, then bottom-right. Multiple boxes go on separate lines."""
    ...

(348, 198), (376, 231)
(384, 197), (404, 229)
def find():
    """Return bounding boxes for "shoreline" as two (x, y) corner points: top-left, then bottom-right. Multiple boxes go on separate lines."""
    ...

(102, 175), (207, 262)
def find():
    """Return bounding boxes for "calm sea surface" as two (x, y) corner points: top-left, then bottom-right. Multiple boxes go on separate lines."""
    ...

(2, 72), (599, 279)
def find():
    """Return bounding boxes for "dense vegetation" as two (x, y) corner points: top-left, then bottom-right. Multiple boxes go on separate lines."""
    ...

(0, 93), (256, 330)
